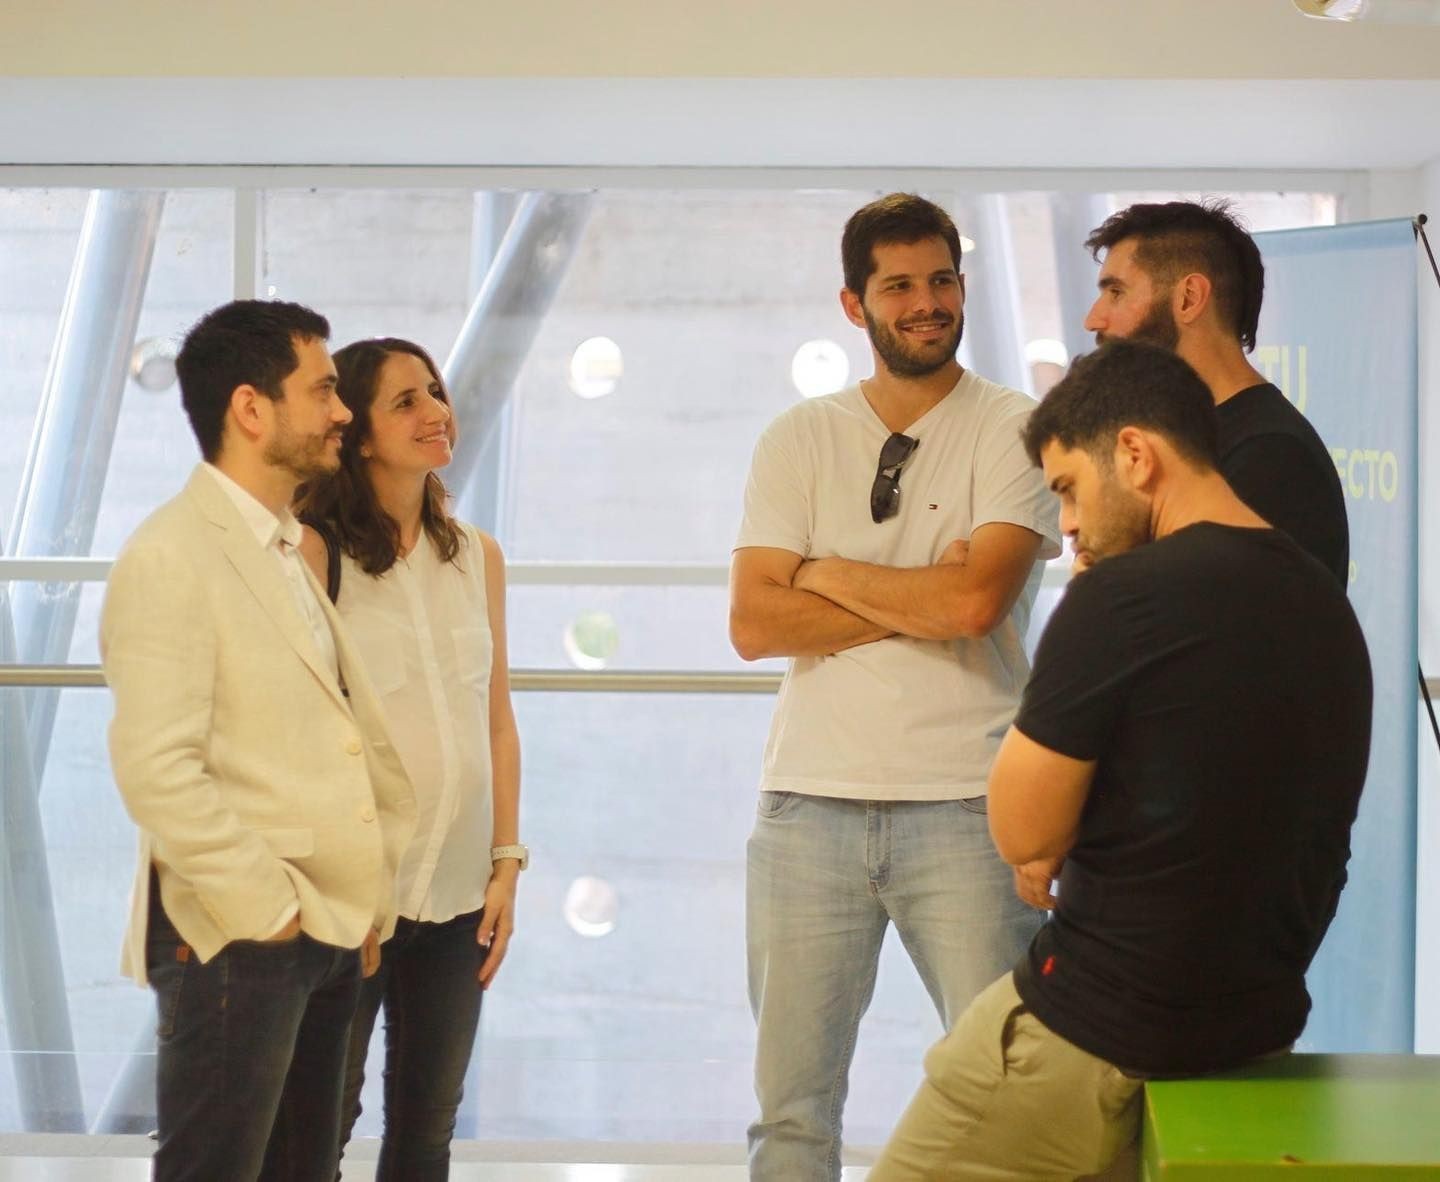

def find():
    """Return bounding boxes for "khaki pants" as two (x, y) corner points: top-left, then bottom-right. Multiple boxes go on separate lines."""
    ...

(869, 973), (1143, 1182)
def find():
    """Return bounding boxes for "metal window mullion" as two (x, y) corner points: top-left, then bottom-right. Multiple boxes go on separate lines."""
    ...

(233, 187), (259, 300)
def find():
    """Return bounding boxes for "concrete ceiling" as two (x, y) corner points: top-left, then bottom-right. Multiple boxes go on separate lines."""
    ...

(5, 1), (1440, 172)
(6, 0), (1440, 81)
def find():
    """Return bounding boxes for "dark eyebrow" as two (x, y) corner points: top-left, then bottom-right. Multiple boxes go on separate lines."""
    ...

(1097, 275), (1124, 292)
(878, 267), (958, 285)
(1049, 476), (1069, 494)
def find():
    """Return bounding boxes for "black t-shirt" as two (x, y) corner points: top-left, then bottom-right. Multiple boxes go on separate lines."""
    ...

(1217, 383), (1349, 587)
(1011, 524), (1371, 1076)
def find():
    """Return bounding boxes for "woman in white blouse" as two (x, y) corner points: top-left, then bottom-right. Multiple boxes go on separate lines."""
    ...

(295, 337), (522, 1180)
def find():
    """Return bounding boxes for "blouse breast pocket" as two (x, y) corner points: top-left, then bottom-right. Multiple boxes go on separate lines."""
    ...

(452, 624), (494, 693)
(357, 629), (408, 698)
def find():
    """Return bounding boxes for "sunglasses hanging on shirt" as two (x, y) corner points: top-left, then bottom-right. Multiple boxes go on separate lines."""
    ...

(870, 432), (920, 524)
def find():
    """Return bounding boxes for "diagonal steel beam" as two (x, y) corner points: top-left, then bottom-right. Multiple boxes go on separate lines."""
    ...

(442, 189), (591, 1135)
(454, 191), (520, 535)
(1047, 192), (1111, 366)
(442, 191), (594, 495)
(9, 189), (166, 769)
(0, 189), (164, 1131)
(952, 194), (1030, 394)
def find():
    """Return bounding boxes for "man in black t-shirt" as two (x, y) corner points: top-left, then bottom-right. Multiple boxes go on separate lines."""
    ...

(870, 342), (1371, 1182)
(1081, 200), (1349, 586)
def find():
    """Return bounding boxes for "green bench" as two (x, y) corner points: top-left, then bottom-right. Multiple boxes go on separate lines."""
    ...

(1142, 1054), (1440, 1179)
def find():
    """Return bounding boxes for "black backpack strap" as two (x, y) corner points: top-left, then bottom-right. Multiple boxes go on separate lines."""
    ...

(301, 517), (342, 604)
(322, 528), (341, 605)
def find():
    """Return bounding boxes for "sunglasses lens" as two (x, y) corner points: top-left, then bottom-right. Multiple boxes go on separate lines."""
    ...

(879, 434), (915, 469)
(871, 434), (915, 523)
(871, 476), (897, 523)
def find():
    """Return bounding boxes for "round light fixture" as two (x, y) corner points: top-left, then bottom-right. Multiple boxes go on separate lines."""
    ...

(568, 336), (623, 399)
(1293, 0), (1368, 17)
(564, 875), (618, 938)
(1024, 338), (1069, 369)
(563, 610), (619, 671)
(129, 337), (178, 393)
(1025, 339), (1069, 397)
(1293, 0), (1440, 19)
(790, 339), (850, 400)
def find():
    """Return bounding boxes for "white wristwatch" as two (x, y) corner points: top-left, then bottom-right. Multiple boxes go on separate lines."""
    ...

(491, 843), (529, 871)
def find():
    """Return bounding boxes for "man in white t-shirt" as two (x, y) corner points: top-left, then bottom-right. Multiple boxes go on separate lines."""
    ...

(730, 193), (1060, 1181)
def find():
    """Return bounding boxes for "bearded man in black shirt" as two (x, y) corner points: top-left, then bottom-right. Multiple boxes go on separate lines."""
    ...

(1082, 199), (1349, 587)
(869, 341), (1372, 1182)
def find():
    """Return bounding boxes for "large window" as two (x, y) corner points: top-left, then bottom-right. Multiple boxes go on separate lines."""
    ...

(0, 177), (1343, 1140)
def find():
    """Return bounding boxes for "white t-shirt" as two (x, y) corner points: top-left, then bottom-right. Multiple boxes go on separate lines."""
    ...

(336, 524), (494, 922)
(735, 371), (1060, 801)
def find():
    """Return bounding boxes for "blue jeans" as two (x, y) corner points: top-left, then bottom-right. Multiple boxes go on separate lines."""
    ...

(146, 884), (361, 1182)
(337, 909), (486, 1182)
(746, 793), (1041, 1182)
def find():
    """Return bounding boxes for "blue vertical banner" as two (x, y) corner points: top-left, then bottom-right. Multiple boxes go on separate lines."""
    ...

(1255, 219), (1419, 1052)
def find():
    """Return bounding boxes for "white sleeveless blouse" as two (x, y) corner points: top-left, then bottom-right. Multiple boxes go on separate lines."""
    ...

(336, 523), (494, 922)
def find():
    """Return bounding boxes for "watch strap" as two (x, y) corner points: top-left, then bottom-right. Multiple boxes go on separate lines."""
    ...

(491, 843), (529, 871)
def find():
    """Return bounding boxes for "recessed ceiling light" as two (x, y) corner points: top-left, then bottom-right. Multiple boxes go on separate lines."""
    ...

(1293, 0), (1440, 20)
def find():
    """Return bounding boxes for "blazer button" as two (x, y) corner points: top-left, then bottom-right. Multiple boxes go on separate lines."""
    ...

(346, 738), (362, 756)
(360, 805), (376, 822)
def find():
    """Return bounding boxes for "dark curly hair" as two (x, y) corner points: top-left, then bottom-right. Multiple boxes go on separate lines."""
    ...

(1022, 341), (1219, 471)
(176, 299), (330, 461)
(1086, 199), (1265, 352)
(295, 337), (463, 576)
(842, 193), (963, 296)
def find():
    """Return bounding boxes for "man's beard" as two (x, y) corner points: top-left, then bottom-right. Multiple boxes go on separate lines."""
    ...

(864, 307), (965, 378)
(1076, 477), (1152, 563)
(1096, 293), (1180, 353)
(264, 411), (343, 482)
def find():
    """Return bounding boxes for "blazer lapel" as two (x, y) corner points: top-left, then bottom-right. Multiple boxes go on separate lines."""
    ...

(184, 467), (350, 713)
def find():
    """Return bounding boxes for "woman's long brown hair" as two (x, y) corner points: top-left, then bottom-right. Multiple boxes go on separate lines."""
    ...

(296, 337), (463, 575)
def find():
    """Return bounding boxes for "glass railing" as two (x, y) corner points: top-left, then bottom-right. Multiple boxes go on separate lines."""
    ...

(0, 678), (944, 1142)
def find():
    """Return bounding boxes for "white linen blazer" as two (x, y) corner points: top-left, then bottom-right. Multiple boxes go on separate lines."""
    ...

(100, 465), (416, 985)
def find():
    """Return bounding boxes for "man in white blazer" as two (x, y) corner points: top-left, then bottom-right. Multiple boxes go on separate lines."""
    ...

(100, 300), (416, 1182)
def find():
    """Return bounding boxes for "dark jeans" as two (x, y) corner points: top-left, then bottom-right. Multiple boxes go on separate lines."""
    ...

(146, 883), (362, 1182)
(338, 909), (485, 1182)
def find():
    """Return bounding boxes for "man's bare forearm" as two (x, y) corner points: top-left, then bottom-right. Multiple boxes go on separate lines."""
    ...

(795, 526), (1042, 641)
(795, 557), (996, 640)
(731, 581), (893, 659)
